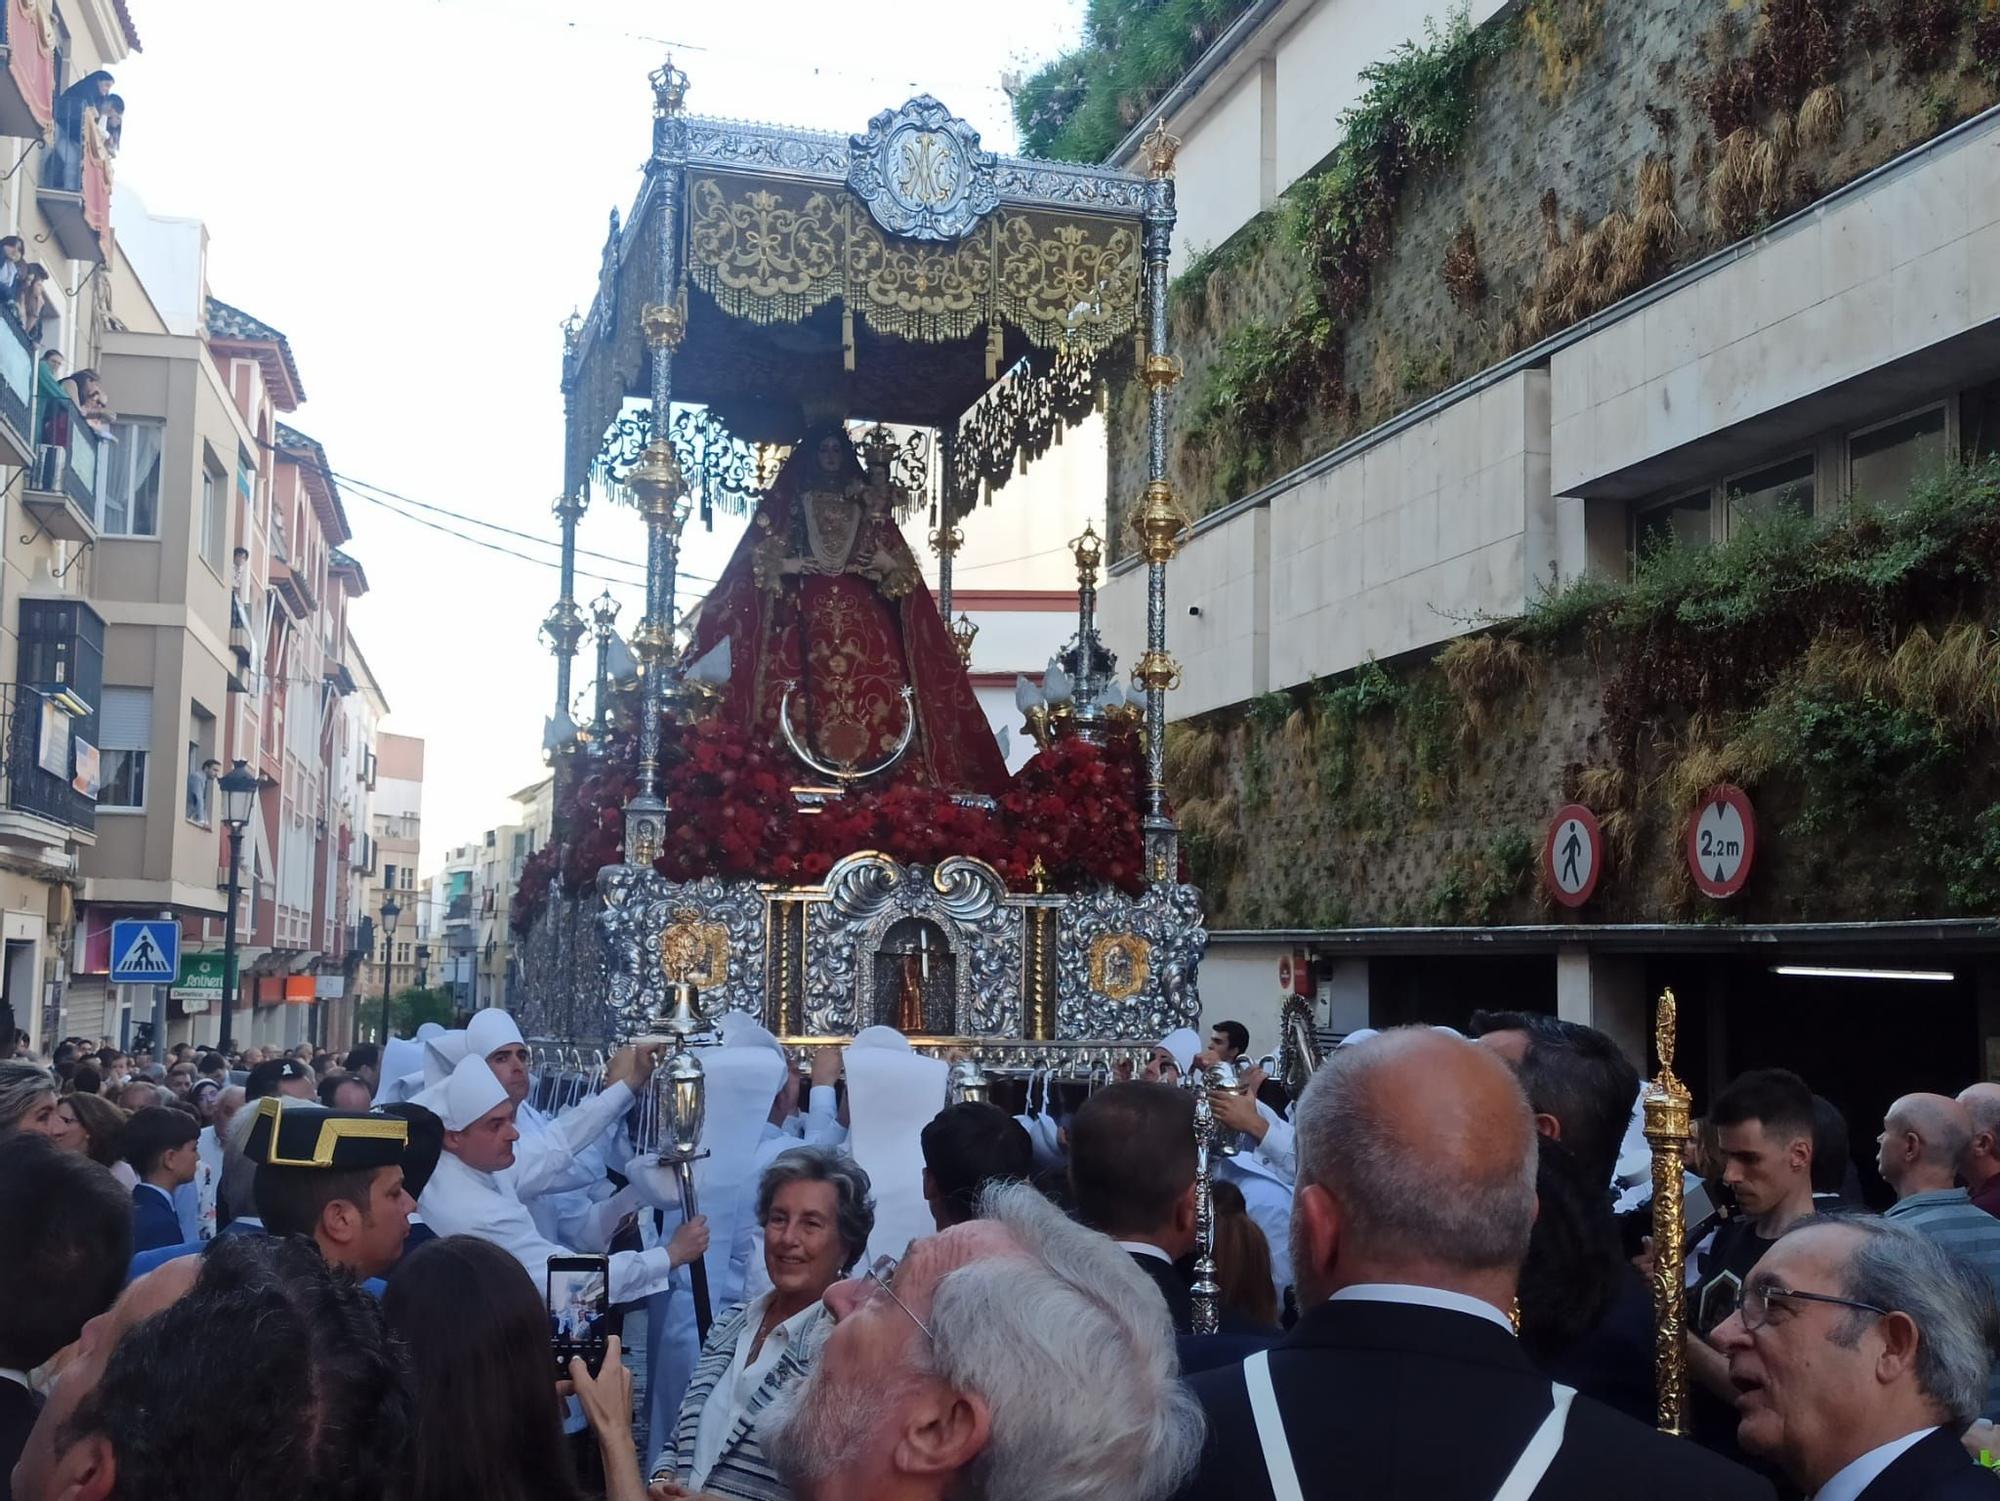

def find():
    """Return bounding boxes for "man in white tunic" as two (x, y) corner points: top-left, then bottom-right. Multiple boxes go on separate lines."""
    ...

(418, 1053), (708, 1304)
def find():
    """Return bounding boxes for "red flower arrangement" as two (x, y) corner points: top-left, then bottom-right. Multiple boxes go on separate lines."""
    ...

(512, 717), (1152, 933)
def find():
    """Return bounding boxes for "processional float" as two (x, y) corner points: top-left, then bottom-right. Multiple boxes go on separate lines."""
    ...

(518, 57), (1697, 1433)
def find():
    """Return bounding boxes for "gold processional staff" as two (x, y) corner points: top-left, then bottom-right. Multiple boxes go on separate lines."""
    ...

(1645, 987), (1695, 1436)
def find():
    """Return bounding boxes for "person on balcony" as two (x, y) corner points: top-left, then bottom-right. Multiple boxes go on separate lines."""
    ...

(101, 94), (124, 155)
(45, 70), (113, 191)
(0, 236), (24, 302)
(17, 265), (54, 348)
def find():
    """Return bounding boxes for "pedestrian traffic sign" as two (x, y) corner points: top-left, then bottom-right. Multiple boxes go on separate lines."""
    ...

(1543, 804), (1603, 908)
(170, 952), (226, 1013)
(110, 920), (179, 984)
(1687, 784), (1756, 898)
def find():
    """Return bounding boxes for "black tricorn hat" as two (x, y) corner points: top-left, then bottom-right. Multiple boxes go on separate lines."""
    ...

(243, 1096), (409, 1170)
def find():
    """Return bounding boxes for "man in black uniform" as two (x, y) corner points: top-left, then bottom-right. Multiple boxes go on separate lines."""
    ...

(1181, 1027), (1773, 1500)
(1688, 1069), (1820, 1465)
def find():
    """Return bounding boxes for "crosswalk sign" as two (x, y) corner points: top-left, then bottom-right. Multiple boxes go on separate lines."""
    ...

(110, 920), (179, 984)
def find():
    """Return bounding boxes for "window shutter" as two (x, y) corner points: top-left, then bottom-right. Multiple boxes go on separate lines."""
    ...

(98, 687), (153, 751)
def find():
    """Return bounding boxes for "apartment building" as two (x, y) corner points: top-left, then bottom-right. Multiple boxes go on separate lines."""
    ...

(0, 0), (141, 1052)
(422, 841), (473, 1012)
(60, 189), (383, 1051)
(353, 729), (423, 1034)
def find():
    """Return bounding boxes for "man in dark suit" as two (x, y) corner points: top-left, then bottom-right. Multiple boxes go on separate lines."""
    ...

(1183, 1027), (1773, 1500)
(1711, 1214), (2000, 1499)
(0, 1134), (131, 1500)
(121, 1106), (199, 1255)
(1069, 1080), (1203, 1331)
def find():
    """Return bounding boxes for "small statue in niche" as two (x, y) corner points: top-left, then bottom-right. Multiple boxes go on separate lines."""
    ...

(872, 915), (954, 1033)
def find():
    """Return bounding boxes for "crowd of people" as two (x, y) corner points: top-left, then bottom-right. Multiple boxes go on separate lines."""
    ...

(5, 1010), (2000, 1500)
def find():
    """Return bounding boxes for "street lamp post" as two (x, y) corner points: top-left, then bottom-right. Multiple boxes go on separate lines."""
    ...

(415, 943), (430, 992)
(217, 760), (261, 1058)
(378, 896), (401, 1044)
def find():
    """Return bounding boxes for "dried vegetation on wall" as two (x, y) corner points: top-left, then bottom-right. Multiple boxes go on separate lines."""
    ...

(1105, 0), (2000, 549)
(1177, 462), (2000, 929)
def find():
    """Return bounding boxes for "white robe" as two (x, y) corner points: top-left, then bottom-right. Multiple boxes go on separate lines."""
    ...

(420, 1148), (681, 1305)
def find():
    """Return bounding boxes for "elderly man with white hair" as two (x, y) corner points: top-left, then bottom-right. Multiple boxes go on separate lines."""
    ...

(1184, 1027), (1773, 1500)
(757, 1179), (1202, 1501)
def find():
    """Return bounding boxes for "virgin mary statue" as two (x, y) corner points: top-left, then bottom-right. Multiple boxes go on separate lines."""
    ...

(684, 424), (1009, 795)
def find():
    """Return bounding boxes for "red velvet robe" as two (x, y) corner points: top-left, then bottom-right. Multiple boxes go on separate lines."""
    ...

(685, 454), (1009, 797)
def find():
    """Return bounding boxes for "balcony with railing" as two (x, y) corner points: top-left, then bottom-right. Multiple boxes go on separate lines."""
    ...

(0, 0), (55, 142)
(0, 682), (95, 847)
(25, 379), (100, 543)
(0, 305), (33, 467)
(36, 99), (111, 263)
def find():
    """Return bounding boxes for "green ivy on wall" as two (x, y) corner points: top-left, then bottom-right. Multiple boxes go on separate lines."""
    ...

(1011, 0), (1261, 163)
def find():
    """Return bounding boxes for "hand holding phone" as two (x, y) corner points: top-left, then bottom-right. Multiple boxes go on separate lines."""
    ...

(547, 1255), (611, 1378)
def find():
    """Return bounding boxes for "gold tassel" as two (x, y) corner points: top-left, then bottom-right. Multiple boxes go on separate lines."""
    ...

(986, 323), (1003, 382)
(1054, 422), (1063, 447)
(842, 303), (856, 372)
(1097, 381), (1109, 414)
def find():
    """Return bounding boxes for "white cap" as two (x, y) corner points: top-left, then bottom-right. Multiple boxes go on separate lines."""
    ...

(719, 1013), (786, 1061)
(415, 1021), (446, 1042)
(851, 1025), (911, 1052)
(1157, 1028), (1201, 1074)
(437, 1053), (511, 1132)
(465, 1007), (526, 1059)
(422, 1031), (468, 1087)
(380, 1036), (424, 1092)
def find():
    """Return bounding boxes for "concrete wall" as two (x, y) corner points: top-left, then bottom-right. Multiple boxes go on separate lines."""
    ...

(1130, 0), (1511, 273)
(1552, 117), (2000, 502)
(1102, 369), (1555, 714)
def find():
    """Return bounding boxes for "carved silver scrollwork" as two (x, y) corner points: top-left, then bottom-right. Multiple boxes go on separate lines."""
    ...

(673, 114), (1148, 216)
(1053, 882), (1205, 1039)
(597, 866), (769, 1037)
(802, 854), (1022, 1035)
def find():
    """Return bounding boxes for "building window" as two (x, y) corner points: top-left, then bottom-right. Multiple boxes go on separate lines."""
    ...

(1632, 490), (1711, 567)
(1723, 454), (1815, 534)
(200, 461), (226, 571)
(184, 704), (215, 825)
(382, 863), (397, 893)
(1849, 406), (1948, 510)
(98, 420), (163, 536)
(98, 687), (152, 811)
(1963, 378), (2000, 463)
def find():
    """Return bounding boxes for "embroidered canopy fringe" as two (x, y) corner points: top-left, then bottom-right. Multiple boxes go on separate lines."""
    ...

(686, 174), (1142, 359)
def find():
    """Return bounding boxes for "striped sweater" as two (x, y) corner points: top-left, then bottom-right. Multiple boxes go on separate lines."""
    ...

(657, 1299), (831, 1501)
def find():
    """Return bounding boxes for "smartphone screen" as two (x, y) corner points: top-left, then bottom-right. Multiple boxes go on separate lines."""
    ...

(546, 1255), (610, 1377)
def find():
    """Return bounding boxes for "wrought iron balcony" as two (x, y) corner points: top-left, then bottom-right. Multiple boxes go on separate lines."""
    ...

(24, 390), (99, 543)
(0, 308), (33, 467)
(35, 102), (110, 263)
(0, 681), (95, 840)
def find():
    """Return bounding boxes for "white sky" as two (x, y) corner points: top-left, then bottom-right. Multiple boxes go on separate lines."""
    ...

(111, 0), (1085, 869)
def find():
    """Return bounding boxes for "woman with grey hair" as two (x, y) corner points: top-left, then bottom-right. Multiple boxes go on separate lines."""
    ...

(0, 1059), (63, 1139)
(655, 1145), (874, 1501)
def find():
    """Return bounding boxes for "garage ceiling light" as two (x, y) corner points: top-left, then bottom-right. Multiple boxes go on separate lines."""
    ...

(1772, 965), (1955, 982)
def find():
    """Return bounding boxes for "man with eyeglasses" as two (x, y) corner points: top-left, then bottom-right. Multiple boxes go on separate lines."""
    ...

(1711, 1214), (2000, 1500)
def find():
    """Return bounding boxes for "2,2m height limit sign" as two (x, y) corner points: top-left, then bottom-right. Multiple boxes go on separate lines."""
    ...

(1687, 785), (1757, 899)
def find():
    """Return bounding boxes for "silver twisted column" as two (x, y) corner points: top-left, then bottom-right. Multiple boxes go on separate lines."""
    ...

(1130, 119), (1187, 887)
(622, 56), (693, 867)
